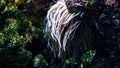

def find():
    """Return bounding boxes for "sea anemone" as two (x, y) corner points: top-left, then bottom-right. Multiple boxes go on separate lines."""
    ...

(45, 0), (84, 57)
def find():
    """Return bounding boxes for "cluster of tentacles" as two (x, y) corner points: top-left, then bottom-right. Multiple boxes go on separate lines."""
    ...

(45, 0), (84, 57)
